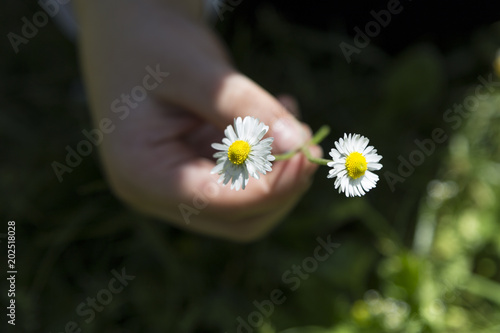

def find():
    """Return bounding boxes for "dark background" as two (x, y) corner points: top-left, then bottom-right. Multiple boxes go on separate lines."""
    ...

(232, 0), (500, 52)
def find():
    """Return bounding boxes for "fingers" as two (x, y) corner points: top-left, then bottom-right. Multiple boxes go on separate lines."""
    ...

(187, 73), (310, 155)
(171, 143), (321, 217)
(161, 74), (323, 238)
(162, 155), (315, 240)
(221, 75), (308, 155)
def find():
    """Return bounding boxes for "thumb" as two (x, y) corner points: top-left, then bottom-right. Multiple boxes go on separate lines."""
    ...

(203, 73), (309, 154)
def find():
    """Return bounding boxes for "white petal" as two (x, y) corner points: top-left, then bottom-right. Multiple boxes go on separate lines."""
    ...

(211, 162), (225, 174)
(329, 149), (341, 160)
(256, 126), (269, 141)
(364, 170), (379, 183)
(358, 136), (369, 153)
(362, 145), (375, 155)
(214, 152), (226, 158)
(225, 125), (238, 142)
(212, 143), (227, 151)
(242, 117), (252, 141)
(368, 162), (383, 171)
(335, 140), (345, 156)
(365, 153), (383, 163)
(234, 117), (244, 138)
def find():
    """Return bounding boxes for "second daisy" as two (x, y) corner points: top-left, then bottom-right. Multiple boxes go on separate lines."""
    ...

(327, 133), (383, 197)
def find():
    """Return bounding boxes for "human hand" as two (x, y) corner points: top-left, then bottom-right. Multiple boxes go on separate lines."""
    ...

(75, 0), (321, 241)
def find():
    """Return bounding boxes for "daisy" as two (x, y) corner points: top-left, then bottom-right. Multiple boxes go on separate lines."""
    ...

(211, 117), (275, 190)
(327, 133), (383, 197)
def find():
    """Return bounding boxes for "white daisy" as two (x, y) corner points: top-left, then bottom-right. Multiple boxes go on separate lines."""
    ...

(211, 117), (275, 190)
(327, 133), (383, 197)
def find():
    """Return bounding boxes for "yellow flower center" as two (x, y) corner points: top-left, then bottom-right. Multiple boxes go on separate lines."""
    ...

(228, 140), (251, 165)
(345, 152), (367, 179)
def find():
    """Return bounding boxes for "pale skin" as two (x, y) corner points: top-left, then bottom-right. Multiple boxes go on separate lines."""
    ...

(74, 0), (322, 242)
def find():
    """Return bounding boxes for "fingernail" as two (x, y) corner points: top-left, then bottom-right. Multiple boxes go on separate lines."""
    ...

(271, 117), (307, 154)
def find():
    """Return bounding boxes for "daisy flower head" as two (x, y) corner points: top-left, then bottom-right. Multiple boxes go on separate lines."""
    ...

(211, 116), (275, 191)
(327, 133), (383, 197)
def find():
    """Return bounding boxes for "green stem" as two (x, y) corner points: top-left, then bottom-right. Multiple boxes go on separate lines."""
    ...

(273, 150), (299, 161)
(301, 145), (331, 165)
(310, 125), (330, 145)
(274, 125), (332, 163)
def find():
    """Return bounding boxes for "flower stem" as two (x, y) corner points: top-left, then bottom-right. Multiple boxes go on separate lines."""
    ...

(301, 145), (331, 165)
(310, 125), (330, 145)
(274, 125), (333, 165)
(274, 150), (299, 161)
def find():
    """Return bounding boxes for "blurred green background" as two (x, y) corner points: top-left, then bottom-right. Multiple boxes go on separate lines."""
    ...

(2, 1), (500, 332)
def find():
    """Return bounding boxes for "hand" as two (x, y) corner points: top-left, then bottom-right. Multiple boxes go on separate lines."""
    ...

(75, 0), (321, 241)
